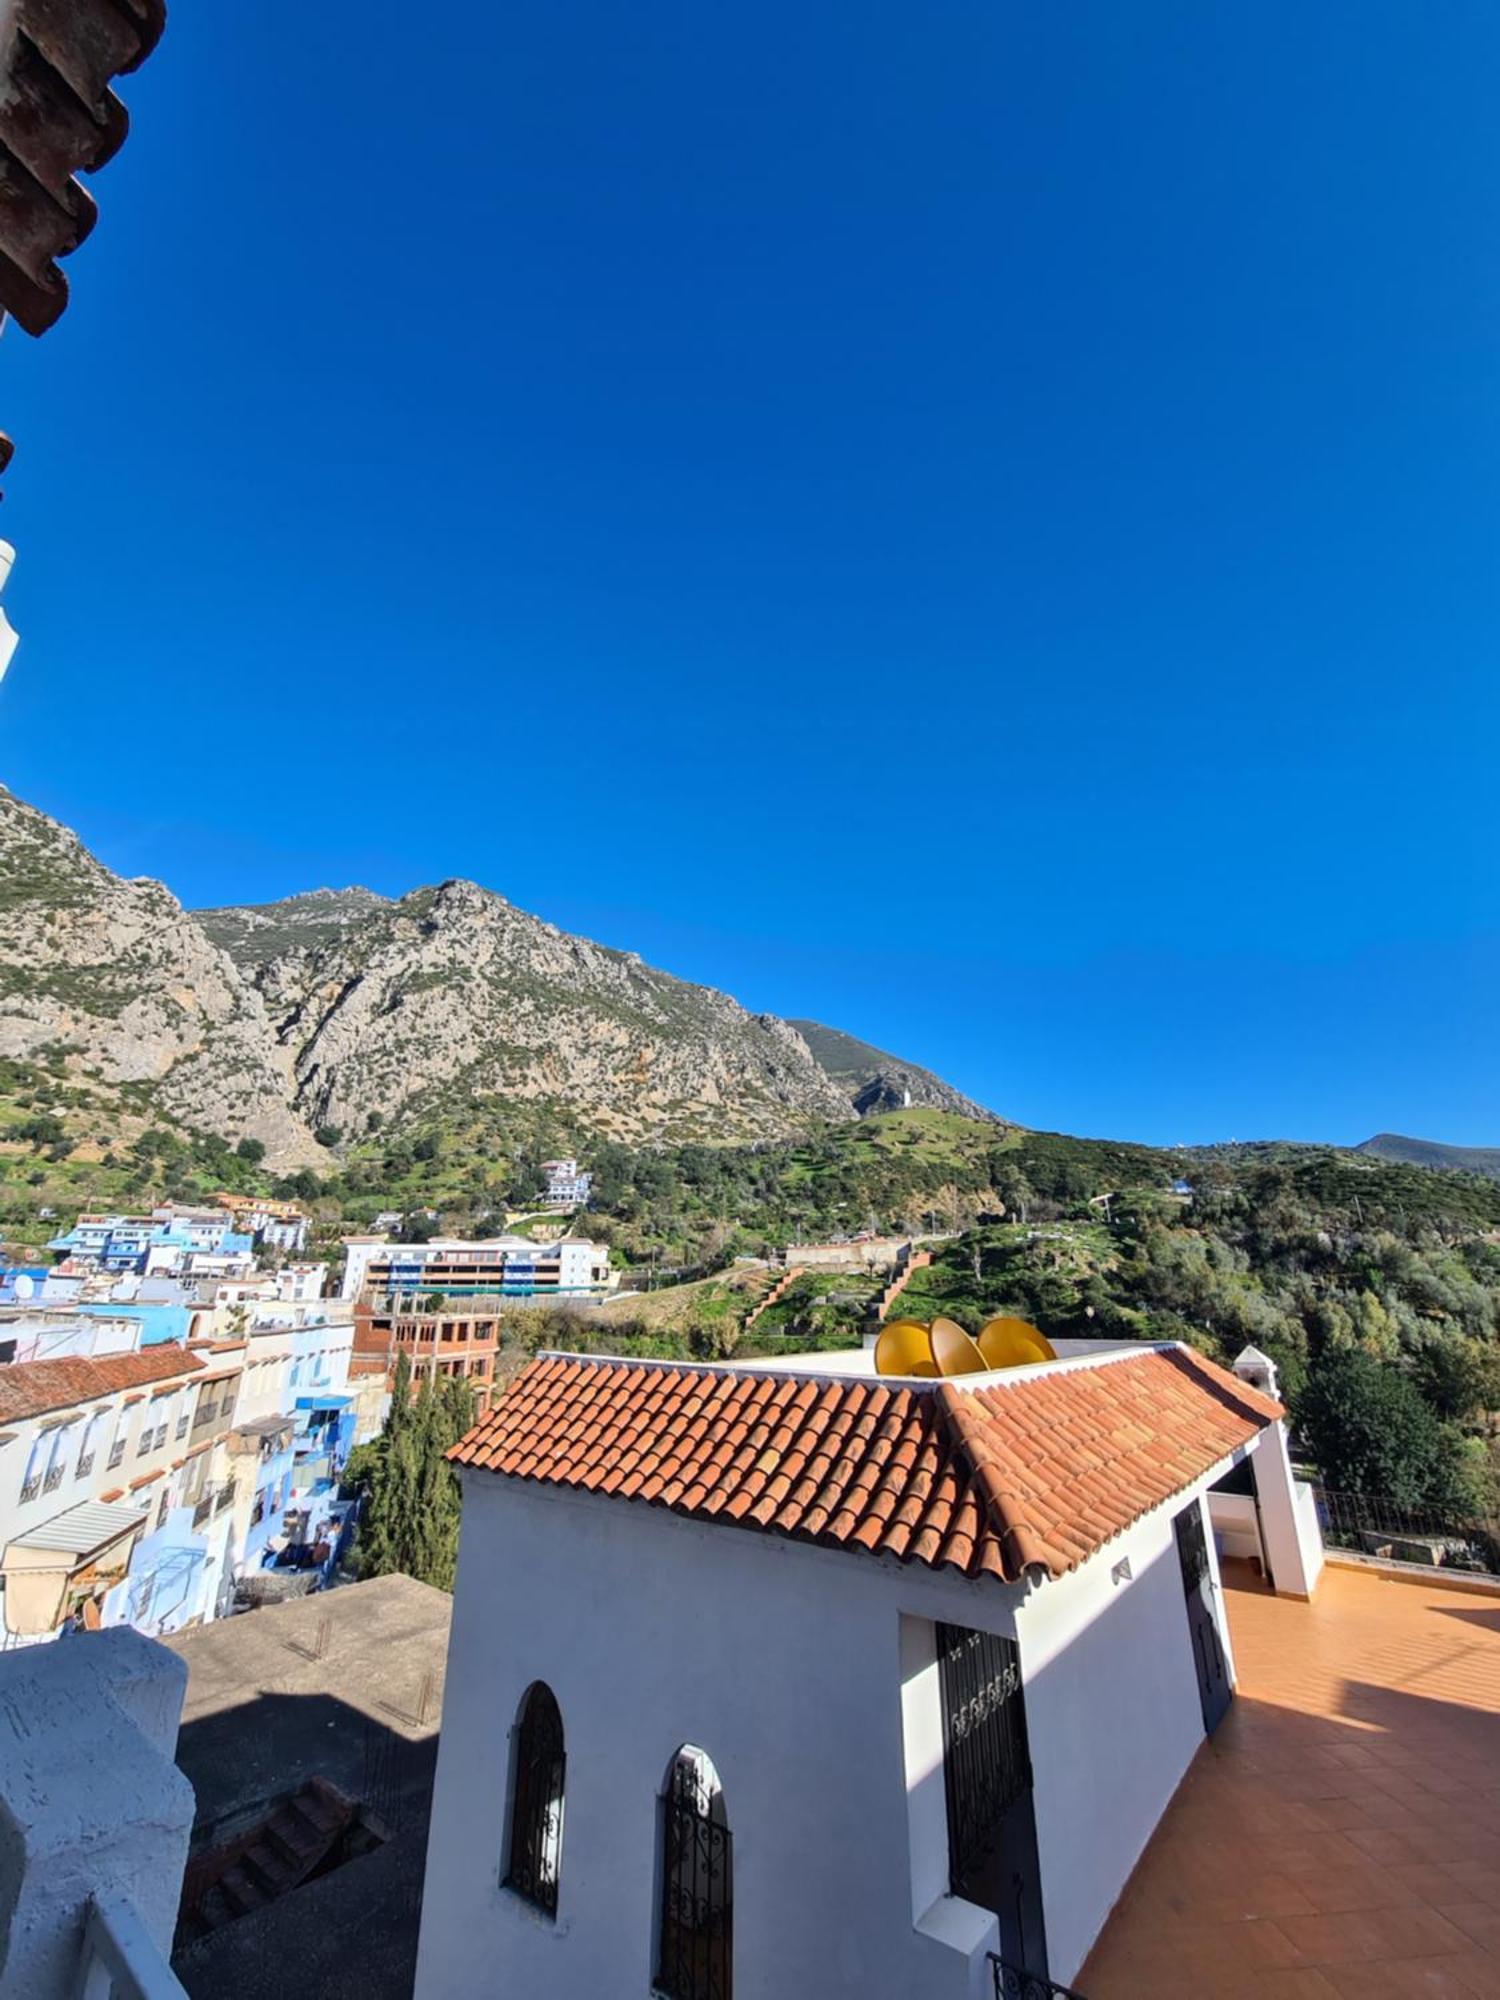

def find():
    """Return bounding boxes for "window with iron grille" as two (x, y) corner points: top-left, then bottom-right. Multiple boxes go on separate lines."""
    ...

(656, 1747), (732, 2000)
(106, 1440), (125, 1471)
(503, 1682), (566, 1917)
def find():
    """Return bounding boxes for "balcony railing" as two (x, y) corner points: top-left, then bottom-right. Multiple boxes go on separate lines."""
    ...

(43, 1463), (64, 1494)
(990, 1956), (1088, 2000)
(107, 1440), (126, 1470)
(1316, 1487), (1500, 1577)
(76, 1452), (95, 1481)
(76, 1889), (187, 1999)
(19, 1475), (40, 1503)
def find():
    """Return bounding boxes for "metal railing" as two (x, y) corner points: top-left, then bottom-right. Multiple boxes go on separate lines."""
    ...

(1317, 1488), (1500, 1577)
(107, 1440), (126, 1471)
(989, 1956), (1088, 2000)
(73, 1890), (187, 1998)
(19, 1475), (40, 1503)
(43, 1462), (64, 1493)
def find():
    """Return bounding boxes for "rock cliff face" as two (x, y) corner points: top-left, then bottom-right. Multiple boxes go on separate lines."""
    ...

(201, 880), (857, 1144)
(788, 1020), (997, 1122)
(0, 787), (319, 1168)
(1, 784), (990, 1164)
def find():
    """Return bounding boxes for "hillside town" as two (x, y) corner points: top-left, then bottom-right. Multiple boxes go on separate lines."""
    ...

(0, 1194), (617, 1648)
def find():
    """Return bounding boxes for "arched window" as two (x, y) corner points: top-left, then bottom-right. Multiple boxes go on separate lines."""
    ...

(657, 1746), (732, 2000)
(504, 1682), (566, 1917)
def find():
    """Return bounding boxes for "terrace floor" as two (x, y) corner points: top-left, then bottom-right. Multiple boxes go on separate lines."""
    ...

(1078, 1561), (1500, 2000)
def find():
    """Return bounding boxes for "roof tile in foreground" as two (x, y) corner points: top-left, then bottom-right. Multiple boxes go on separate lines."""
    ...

(0, 0), (168, 334)
(450, 1346), (1283, 1584)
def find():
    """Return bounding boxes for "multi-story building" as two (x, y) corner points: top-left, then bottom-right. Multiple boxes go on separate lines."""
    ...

(0, 1342), (247, 1643)
(213, 1192), (311, 1256)
(340, 1234), (613, 1303)
(353, 1302), (500, 1412)
(48, 1208), (256, 1282)
(540, 1158), (593, 1207)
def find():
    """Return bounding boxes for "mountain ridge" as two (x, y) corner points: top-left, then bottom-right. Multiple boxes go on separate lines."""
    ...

(0, 785), (991, 1169)
(1356, 1132), (1500, 1182)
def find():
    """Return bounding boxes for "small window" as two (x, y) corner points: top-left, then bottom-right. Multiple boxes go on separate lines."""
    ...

(504, 1682), (565, 1917)
(657, 1746), (732, 2000)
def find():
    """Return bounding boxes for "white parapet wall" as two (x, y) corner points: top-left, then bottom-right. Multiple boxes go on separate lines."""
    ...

(0, 1628), (194, 1995)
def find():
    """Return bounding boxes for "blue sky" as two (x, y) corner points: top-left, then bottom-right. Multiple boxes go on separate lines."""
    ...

(1, 2), (1496, 1147)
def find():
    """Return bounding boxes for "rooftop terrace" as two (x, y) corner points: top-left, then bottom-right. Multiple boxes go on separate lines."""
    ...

(1080, 1561), (1500, 1998)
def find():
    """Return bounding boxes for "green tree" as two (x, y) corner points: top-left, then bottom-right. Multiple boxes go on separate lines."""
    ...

(235, 1136), (267, 1165)
(352, 1354), (478, 1591)
(1295, 1349), (1475, 1510)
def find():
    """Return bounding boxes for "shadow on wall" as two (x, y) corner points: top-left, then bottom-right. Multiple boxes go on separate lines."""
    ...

(172, 1690), (438, 2000)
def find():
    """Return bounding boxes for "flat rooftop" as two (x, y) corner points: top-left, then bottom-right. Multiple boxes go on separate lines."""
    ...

(1080, 1561), (1500, 1998)
(166, 1575), (451, 2000)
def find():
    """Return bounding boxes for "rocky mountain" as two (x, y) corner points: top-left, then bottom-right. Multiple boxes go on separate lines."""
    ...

(788, 1020), (998, 1122)
(1357, 1133), (1500, 1181)
(196, 887), (391, 964)
(0, 786), (319, 1168)
(201, 879), (859, 1146)
(0, 784), (997, 1164)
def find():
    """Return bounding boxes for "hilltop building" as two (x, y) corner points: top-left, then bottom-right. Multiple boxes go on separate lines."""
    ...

(540, 1158), (593, 1206)
(417, 1338), (1323, 1998)
(339, 1234), (614, 1303)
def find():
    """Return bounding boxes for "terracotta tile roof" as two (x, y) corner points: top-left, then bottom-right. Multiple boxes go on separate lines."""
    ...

(0, 0), (168, 335)
(0, 1345), (204, 1424)
(449, 1346), (1283, 1584)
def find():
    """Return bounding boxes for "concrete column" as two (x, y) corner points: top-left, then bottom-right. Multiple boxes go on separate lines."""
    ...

(1234, 1347), (1324, 1599)
(0, 1628), (194, 1995)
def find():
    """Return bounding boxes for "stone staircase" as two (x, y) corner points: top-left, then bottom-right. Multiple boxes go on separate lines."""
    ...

(179, 1777), (359, 1941)
(743, 1265), (806, 1331)
(875, 1246), (932, 1322)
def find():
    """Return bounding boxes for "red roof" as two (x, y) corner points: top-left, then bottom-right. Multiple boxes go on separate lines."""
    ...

(0, 0), (169, 336)
(449, 1346), (1283, 1583)
(0, 1345), (205, 1423)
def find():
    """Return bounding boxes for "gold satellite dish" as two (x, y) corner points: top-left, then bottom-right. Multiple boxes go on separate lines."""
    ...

(874, 1318), (939, 1377)
(929, 1316), (989, 1375)
(977, 1315), (1057, 1370)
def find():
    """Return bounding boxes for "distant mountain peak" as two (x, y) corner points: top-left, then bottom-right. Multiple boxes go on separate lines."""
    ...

(789, 1019), (1001, 1124)
(1356, 1133), (1500, 1182)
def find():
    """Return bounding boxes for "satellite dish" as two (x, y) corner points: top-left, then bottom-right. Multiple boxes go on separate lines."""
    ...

(977, 1316), (1056, 1370)
(929, 1316), (989, 1375)
(13, 1272), (33, 1300)
(874, 1318), (939, 1377)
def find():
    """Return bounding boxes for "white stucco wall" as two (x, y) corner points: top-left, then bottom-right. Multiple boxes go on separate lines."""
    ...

(417, 1461), (1238, 1999)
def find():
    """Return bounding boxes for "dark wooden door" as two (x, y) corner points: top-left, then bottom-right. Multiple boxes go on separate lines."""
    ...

(1174, 1501), (1232, 1734)
(937, 1623), (1049, 1979)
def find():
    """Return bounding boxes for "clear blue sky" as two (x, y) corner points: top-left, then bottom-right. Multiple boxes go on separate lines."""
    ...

(1, 2), (1496, 1147)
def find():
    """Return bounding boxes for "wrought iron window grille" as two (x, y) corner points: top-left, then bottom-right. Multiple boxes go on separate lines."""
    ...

(989, 1954), (1089, 2000)
(656, 1753), (732, 2000)
(503, 1683), (566, 1919)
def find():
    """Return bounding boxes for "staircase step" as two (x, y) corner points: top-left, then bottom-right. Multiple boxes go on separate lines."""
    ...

(242, 1839), (299, 1893)
(218, 1865), (268, 1915)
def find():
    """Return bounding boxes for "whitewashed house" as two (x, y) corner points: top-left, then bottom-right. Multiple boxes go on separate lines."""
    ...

(416, 1339), (1321, 1999)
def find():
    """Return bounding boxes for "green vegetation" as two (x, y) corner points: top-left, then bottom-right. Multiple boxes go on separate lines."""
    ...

(343, 1353), (475, 1591)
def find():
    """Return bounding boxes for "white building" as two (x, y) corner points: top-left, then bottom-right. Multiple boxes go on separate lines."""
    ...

(0, 1343), (247, 1643)
(339, 1234), (613, 1302)
(417, 1340), (1321, 1999)
(540, 1158), (593, 1206)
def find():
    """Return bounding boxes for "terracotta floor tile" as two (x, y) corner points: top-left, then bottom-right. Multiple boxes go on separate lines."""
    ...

(1079, 1566), (1500, 2000)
